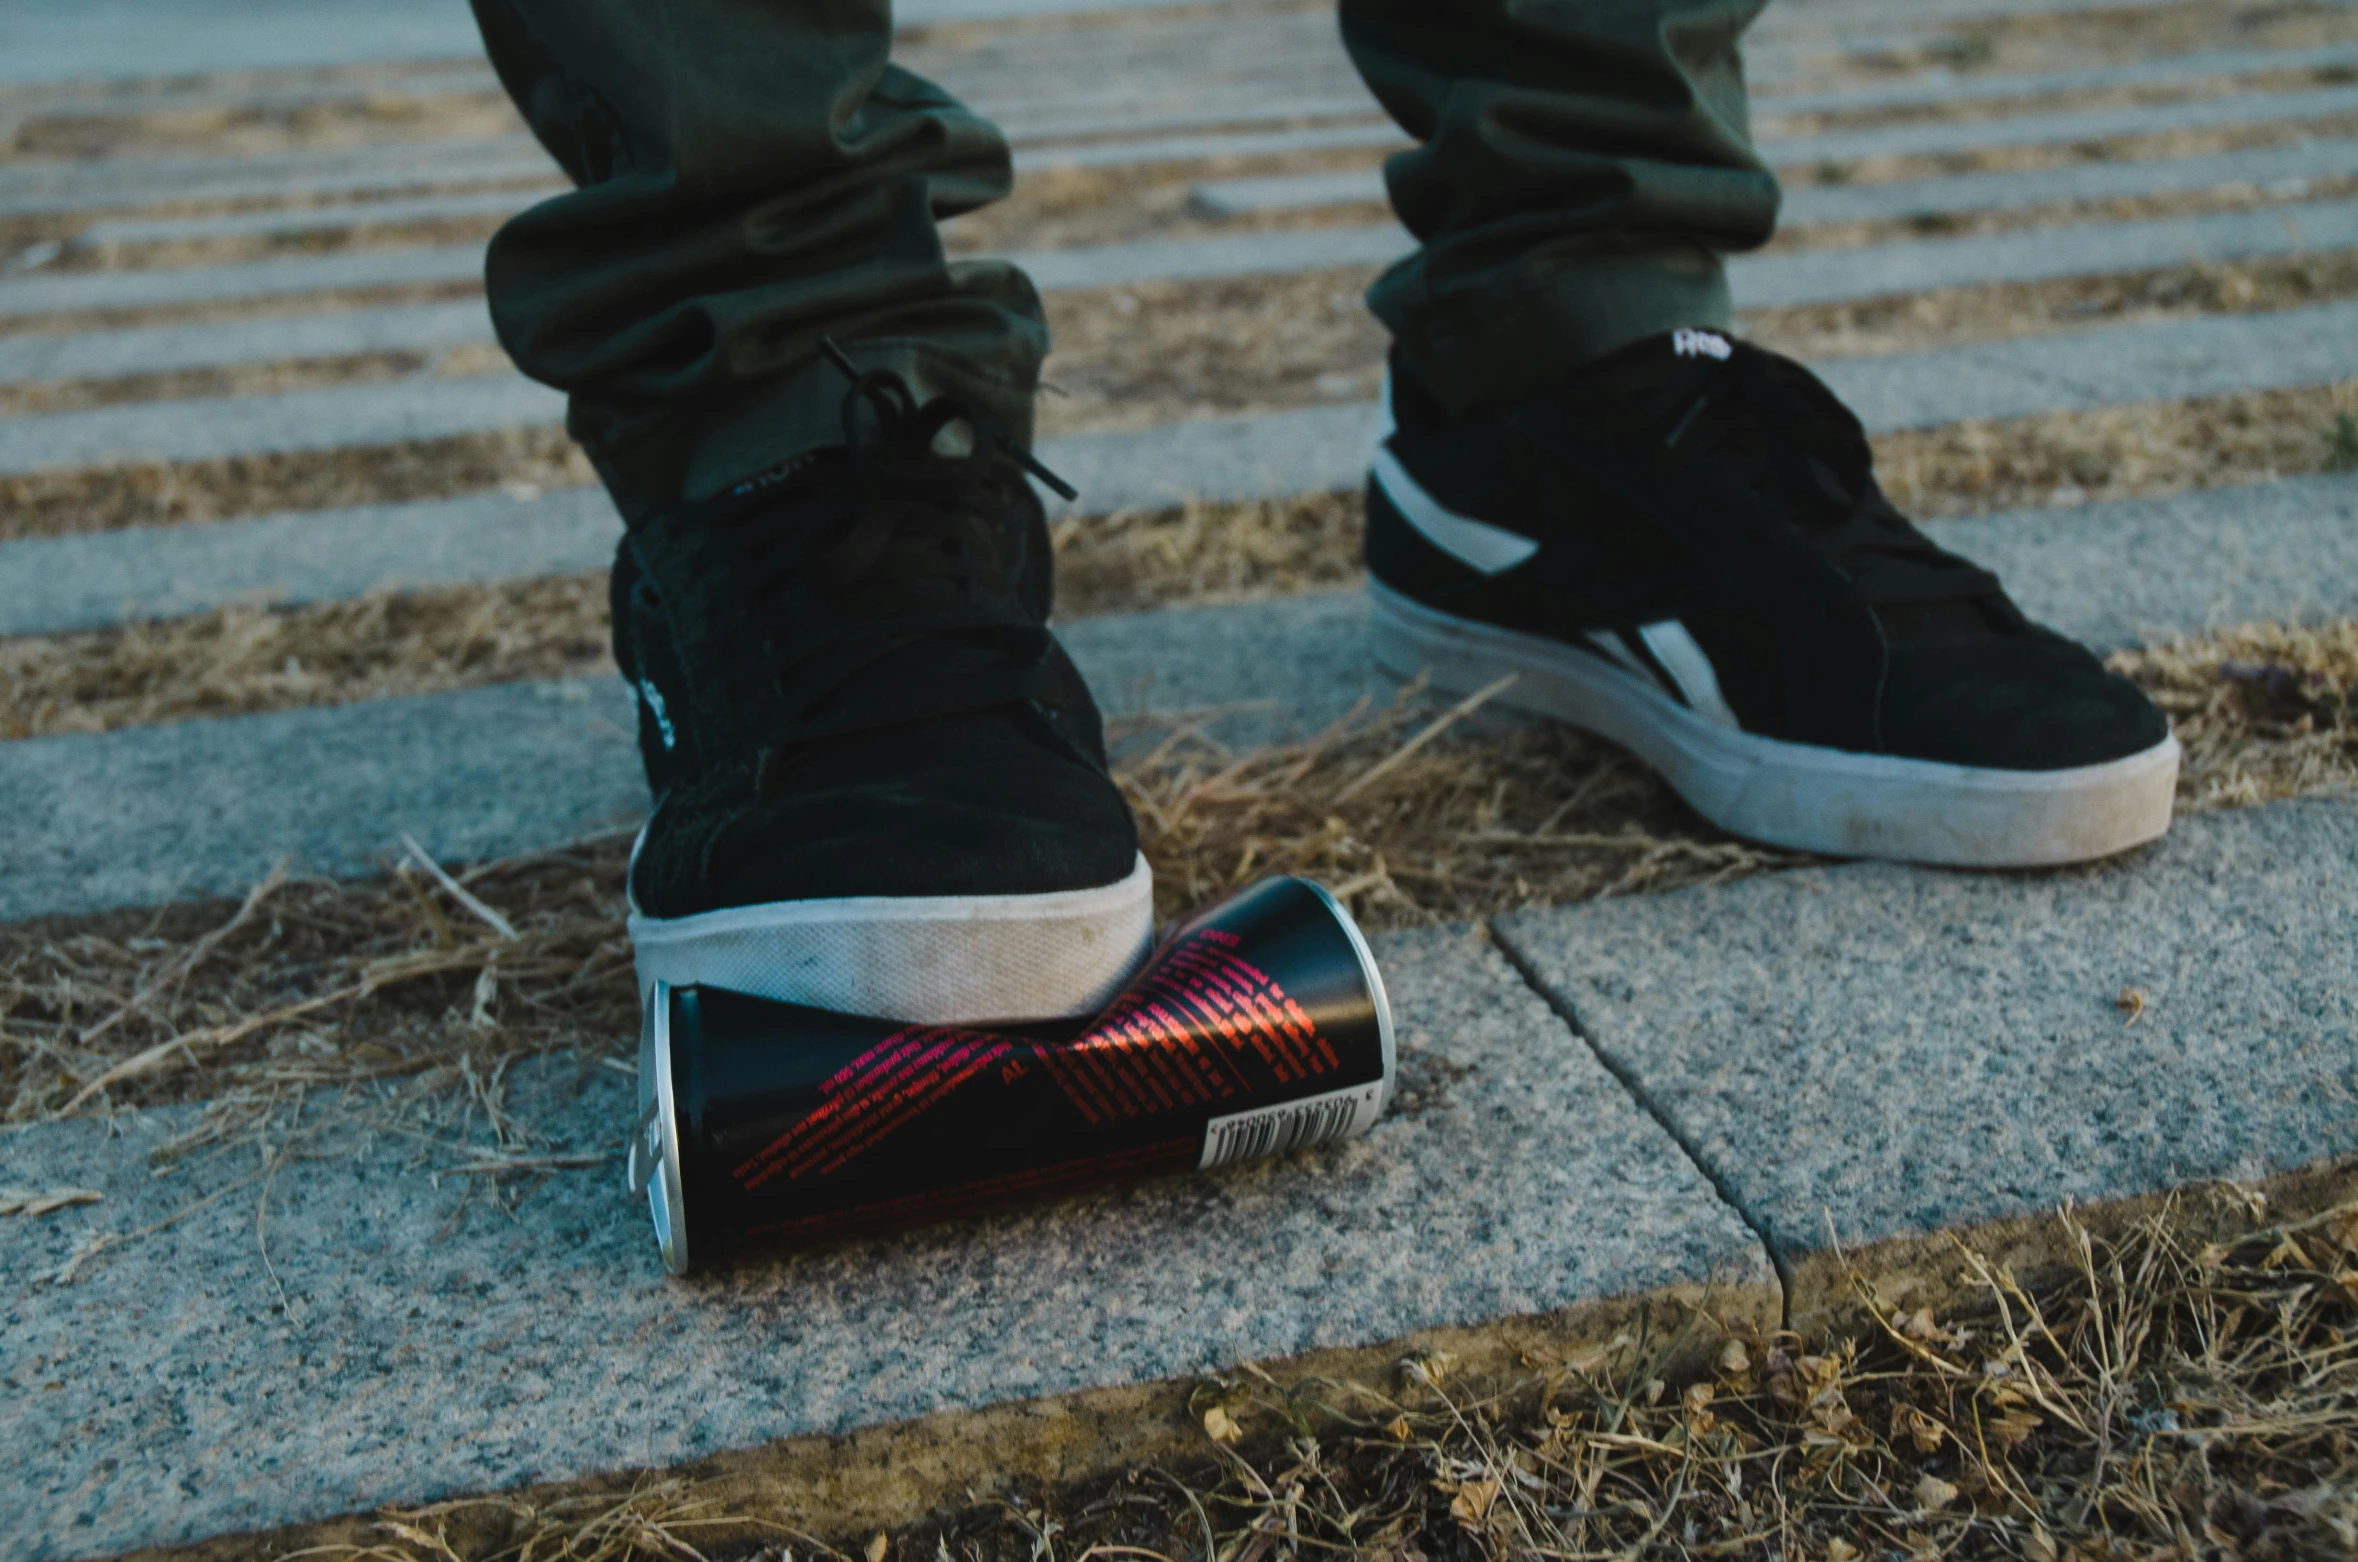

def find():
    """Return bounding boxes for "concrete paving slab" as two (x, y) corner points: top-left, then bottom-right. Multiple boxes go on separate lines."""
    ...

(1491, 796), (2358, 1301)
(0, 67), (502, 129)
(1015, 121), (1406, 173)
(1029, 77), (2358, 179)
(0, 133), (541, 202)
(1780, 137), (2358, 226)
(0, 929), (1772, 1562)
(0, 244), (487, 321)
(1738, 195), (2358, 307)
(1761, 0), (2352, 28)
(3, 302), (2352, 632)
(1816, 298), (2358, 427)
(998, 95), (1379, 146)
(1076, 194), (2358, 308)
(0, 0), (1295, 85)
(0, 371), (562, 475)
(1191, 137), (2358, 224)
(5, 471), (2355, 923)
(0, 0), (488, 85)
(22, 182), (2358, 390)
(0, 485), (615, 638)
(0, 159), (559, 222)
(0, 299), (495, 386)
(1190, 169), (1388, 218)
(1014, 224), (1408, 291)
(0, 677), (644, 917)
(1772, 82), (2358, 167)
(1756, 41), (2358, 117)
(1944, 470), (2358, 653)
(73, 189), (558, 250)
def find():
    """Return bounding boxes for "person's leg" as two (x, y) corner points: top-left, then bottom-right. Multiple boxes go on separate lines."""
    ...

(1342, 0), (2179, 867)
(1338, 0), (1779, 416)
(469, 0), (1151, 1024)
(471, 0), (1049, 520)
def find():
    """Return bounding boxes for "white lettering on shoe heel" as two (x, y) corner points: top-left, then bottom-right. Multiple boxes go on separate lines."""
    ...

(1672, 329), (1733, 360)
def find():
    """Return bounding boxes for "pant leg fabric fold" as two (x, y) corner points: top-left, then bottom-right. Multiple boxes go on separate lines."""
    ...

(469, 0), (1048, 520)
(1338, 0), (1781, 414)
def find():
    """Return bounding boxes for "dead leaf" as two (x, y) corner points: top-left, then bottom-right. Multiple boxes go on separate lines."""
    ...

(1989, 1409), (2044, 1450)
(1718, 1338), (1752, 1375)
(1898, 1307), (1954, 1345)
(1202, 1405), (1243, 1445)
(1914, 1473), (1960, 1511)
(1385, 1415), (1413, 1442)
(865, 1533), (888, 1562)
(2024, 1524), (2059, 1562)
(1448, 1476), (1500, 1529)
(1892, 1405), (1946, 1454)
(0, 1186), (103, 1218)
(1826, 1540), (1861, 1562)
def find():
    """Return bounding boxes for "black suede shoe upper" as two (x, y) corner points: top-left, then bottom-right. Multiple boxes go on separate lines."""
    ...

(615, 368), (1138, 918)
(1369, 331), (2171, 771)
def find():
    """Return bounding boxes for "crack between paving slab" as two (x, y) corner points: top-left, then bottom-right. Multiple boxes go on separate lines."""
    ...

(1484, 922), (1798, 1324)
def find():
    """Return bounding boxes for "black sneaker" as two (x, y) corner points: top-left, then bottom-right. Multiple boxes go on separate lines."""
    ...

(1364, 329), (2178, 867)
(614, 360), (1151, 1024)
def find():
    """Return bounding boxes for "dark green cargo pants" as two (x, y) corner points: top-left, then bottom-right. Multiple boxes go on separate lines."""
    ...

(468, 0), (1779, 522)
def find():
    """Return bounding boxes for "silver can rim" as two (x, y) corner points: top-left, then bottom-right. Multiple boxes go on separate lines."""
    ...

(633, 980), (693, 1277)
(1301, 877), (1398, 1118)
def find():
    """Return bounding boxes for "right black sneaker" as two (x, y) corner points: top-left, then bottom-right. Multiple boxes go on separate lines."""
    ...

(614, 359), (1151, 1025)
(1365, 330), (2178, 867)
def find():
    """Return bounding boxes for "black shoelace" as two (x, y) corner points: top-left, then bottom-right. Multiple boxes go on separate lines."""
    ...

(1664, 343), (2004, 631)
(693, 344), (1081, 784)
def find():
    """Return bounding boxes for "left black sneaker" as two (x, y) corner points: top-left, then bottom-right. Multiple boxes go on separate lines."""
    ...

(1364, 329), (2177, 867)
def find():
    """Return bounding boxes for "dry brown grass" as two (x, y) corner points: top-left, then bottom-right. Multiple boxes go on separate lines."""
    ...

(264, 1192), (2358, 1562)
(2117, 618), (2358, 810)
(13, 611), (2358, 1121)
(0, 350), (430, 417)
(0, 277), (483, 341)
(1055, 491), (1365, 614)
(1749, 252), (2358, 361)
(1780, 109), (2358, 191)
(1877, 378), (2358, 518)
(0, 572), (612, 739)
(1792, 0), (2358, 82)
(4, 89), (527, 164)
(1758, 62), (2358, 140)
(42, 210), (526, 275)
(1769, 177), (2358, 255)
(1035, 253), (2358, 436)
(0, 426), (595, 540)
(950, 146), (1407, 253)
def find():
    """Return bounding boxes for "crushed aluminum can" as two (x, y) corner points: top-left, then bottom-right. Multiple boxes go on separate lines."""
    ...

(625, 875), (1394, 1274)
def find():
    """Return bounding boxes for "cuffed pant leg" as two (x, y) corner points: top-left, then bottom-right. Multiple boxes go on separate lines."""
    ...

(469, 0), (1048, 520)
(1337, 0), (1780, 416)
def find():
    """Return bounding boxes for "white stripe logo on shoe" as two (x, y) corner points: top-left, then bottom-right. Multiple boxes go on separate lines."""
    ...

(1369, 443), (1540, 575)
(1578, 624), (1741, 730)
(1369, 371), (1539, 575)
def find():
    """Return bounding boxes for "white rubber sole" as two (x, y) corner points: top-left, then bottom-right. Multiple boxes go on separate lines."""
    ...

(627, 848), (1157, 1025)
(1368, 580), (2180, 868)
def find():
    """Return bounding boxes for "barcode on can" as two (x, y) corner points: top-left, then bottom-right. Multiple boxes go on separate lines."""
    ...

(1198, 1082), (1383, 1171)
